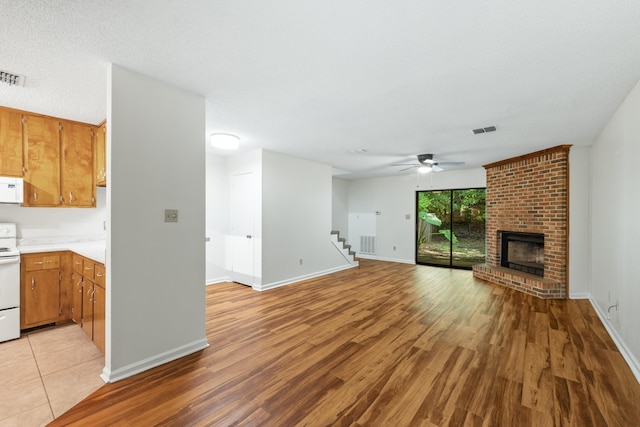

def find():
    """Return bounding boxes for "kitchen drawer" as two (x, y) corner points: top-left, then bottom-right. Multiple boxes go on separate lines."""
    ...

(72, 254), (84, 274)
(82, 259), (94, 280)
(94, 264), (105, 287)
(24, 254), (60, 271)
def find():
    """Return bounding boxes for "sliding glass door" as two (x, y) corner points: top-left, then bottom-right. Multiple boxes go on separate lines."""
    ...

(416, 188), (486, 269)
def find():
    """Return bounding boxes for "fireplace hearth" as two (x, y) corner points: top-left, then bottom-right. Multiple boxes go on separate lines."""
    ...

(501, 231), (544, 277)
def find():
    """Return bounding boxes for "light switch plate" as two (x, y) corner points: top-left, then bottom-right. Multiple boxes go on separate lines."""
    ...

(164, 209), (178, 223)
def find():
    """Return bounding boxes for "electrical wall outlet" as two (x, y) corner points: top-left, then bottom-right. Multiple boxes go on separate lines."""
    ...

(164, 209), (178, 223)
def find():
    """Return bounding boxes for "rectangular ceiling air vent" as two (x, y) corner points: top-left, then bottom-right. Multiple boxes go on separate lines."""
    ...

(0, 70), (26, 86)
(472, 125), (497, 134)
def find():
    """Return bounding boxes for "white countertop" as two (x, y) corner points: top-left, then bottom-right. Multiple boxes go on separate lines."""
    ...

(18, 240), (106, 264)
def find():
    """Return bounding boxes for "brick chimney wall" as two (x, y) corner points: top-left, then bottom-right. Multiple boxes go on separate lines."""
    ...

(473, 145), (570, 298)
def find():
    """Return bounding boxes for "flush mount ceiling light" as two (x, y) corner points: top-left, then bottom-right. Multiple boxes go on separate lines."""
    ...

(210, 133), (239, 150)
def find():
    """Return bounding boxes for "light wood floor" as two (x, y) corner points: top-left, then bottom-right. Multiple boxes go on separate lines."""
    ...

(50, 260), (640, 426)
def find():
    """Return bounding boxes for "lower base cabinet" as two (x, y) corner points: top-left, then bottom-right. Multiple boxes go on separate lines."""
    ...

(72, 254), (105, 354)
(93, 283), (105, 354)
(21, 253), (62, 329)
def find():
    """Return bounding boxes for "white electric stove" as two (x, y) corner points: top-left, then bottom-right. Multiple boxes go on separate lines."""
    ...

(0, 223), (20, 342)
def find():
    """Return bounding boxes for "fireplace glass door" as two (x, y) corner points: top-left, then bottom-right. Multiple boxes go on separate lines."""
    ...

(416, 188), (486, 269)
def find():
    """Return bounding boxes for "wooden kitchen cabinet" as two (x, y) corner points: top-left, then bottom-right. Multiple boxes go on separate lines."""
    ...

(60, 120), (95, 207)
(21, 253), (62, 329)
(58, 251), (74, 322)
(22, 114), (61, 206)
(0, 107), (24, 176)
(92, 283), (106, 354)
(81, 278), (94, 339)
(71, 272), (83, 324)
(72, 254), (106, 354)
(95, 122), (106, 187)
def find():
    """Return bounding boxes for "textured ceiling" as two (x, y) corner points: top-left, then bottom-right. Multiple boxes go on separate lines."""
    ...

(1, 1), (640, 179)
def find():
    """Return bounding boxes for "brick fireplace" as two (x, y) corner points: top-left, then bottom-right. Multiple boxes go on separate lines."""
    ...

(472, 145), (570, 299)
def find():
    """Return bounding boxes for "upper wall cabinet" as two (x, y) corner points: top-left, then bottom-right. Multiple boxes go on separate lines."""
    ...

(95, 123), (106, 187)
(1, 106), (99, 207)
(60, 121), (95, 207)
(22, 114), (62, 206)
(0, 108), (24, 177)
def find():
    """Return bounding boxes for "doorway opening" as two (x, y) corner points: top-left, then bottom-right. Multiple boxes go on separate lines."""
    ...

(416, 188), (486, 269)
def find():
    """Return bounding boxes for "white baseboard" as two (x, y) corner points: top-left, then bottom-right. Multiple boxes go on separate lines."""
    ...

(254, 263), (358, 291)
(101, 338), (210, 383)
(589, 298), (640, 384)
(356, 254), (415, 265)
(205, 276), (231, 286)
(569, 292), (590, 299)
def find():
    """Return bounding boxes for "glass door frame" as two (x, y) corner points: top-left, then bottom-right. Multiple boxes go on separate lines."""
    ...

(415, 187), (486, 270)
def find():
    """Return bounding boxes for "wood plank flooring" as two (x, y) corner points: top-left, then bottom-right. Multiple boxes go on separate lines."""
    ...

(50, 260), (640, 426)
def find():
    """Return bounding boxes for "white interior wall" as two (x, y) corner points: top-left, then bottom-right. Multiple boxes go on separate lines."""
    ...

(205, 153), (229, 284)
(331, 177), (349, 237)
(0, 187), (107, 241)
(590, 77), (640, 379)
(347, 168), (486, 263)
(261, 150), (350, 289)
(105, 64), (208, 382)
(568, 146), (591, 298)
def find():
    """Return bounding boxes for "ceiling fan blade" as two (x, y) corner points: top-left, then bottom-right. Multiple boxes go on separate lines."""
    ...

(435, 161), (465, 166)
(431, 165), (444, 172)
(391, 163), (419, 166)
(399, 165), (418, 172)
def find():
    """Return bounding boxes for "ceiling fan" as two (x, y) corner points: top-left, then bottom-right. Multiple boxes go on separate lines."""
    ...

(392, 154), (465, 173)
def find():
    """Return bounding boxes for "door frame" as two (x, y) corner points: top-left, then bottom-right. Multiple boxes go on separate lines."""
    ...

(415, 187), (486, 270)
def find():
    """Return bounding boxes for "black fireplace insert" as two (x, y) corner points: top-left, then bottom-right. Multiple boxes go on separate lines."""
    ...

(500, 231), (544, 277)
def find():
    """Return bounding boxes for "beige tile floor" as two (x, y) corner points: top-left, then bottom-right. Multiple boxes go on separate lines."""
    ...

(0, 323), (104, 427)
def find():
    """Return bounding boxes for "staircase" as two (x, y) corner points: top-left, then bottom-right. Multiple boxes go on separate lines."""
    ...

(330, 230), (359, 266)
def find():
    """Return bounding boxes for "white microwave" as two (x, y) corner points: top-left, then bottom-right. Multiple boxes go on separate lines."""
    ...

(0, 177), (23, 204)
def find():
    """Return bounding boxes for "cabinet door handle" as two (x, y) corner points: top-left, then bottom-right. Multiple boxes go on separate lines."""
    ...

(33, 191), (37, 201)
(33, 261), (44, 265)
(96, 273), (104, 277)
(92, 289), (96, 304)
(69, 191), (73, 202)
(31, 276), (35, 290)
(77, 280), (83, 291)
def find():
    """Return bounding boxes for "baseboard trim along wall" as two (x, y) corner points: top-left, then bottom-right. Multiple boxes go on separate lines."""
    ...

(568, 292), (590, 300)
(589, 298), (640, 384)
(356, 254), (415, 265)
(206, 276), (232, 286)
(101, 338), (210, 383)
(254, 264), (358, 291)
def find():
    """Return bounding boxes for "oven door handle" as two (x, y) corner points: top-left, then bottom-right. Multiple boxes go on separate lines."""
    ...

(0, 257), (20, 265)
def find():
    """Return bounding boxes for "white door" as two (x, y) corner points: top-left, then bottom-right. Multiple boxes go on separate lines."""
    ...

(230, 172), (255, 285)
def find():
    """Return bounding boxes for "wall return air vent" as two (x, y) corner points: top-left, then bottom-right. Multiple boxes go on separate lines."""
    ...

(0, 69), (26, 86)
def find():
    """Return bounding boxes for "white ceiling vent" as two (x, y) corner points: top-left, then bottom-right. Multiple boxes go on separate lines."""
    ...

(0, 70), (26, 86)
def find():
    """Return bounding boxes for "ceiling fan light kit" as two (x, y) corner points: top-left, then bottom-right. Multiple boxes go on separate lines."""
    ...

(392, 153), (465, 173)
